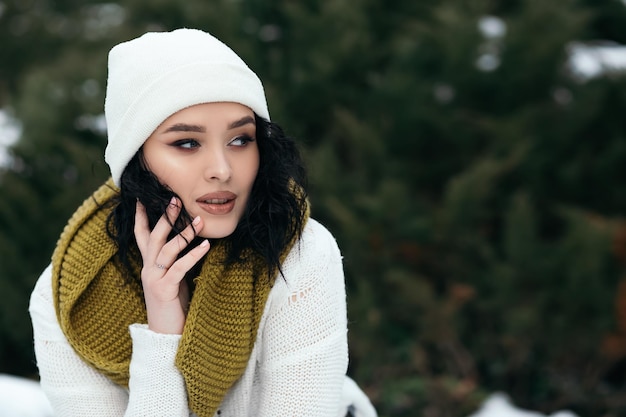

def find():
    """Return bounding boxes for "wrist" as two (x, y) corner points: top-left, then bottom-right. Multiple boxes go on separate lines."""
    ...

(145, 300), (186, 334)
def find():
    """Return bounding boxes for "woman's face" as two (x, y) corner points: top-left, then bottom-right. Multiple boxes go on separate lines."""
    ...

(142, 102), (260, 239)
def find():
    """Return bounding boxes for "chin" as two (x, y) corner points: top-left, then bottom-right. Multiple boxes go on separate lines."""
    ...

(197, 222), (238, 239)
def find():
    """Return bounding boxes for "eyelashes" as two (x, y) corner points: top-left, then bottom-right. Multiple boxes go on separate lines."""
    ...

(171, 139), (200, 149)
(169, 135), (255, 150)
(229, 135), (256, 147)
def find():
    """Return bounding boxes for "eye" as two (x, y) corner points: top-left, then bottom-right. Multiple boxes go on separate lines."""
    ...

(171, 139), (200, 149)
(229, 135), (255, 147)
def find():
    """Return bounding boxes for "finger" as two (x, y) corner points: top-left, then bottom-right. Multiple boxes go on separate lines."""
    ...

(134, 200), (150, 255)
(166, 239), (211, 280)
(157, 215), (202, 264)
(150, 197), (181, 246)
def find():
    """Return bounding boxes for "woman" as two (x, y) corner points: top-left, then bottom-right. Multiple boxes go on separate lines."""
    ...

(29, 28), (377, 417)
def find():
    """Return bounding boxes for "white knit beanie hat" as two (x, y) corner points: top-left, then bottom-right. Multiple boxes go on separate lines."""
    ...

(104, 28), (270, 186)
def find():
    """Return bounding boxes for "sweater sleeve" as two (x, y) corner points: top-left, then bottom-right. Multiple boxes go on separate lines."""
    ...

(254, 221), (349, 417)
(29, 264), (190, 417)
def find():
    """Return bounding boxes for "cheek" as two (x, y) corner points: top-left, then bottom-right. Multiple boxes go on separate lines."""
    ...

(246, 154), (260, 189)
(235, 146), (259, 188)
(143, 147), (171, 181)
(148, 164), (180, 188)
(142, 152), (187, 195)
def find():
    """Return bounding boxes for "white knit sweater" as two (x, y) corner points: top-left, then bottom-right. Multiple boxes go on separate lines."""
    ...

(30, 219), (376, 417)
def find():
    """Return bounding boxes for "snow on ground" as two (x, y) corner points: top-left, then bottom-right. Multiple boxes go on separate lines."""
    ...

(466, 393), (579, 417)
(0, 374), (53, 417)
(0, 374), (582, 417)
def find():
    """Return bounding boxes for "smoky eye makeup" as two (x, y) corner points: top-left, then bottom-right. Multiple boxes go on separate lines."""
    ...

(229, 135), (256, 147)
(170, 139), (200, 149)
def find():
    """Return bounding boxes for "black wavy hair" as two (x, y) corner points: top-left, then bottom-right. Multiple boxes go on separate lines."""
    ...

(106, 115), (308, 288)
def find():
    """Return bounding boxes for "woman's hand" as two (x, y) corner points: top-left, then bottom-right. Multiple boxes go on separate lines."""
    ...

(134, 197), (210, 334)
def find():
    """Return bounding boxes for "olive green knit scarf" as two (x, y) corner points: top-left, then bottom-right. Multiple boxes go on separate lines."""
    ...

(51, 179), (306, 417)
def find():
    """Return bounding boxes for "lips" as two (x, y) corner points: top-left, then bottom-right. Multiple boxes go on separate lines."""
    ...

(203, 198), (230, 204)
(196, 191), (237, 215)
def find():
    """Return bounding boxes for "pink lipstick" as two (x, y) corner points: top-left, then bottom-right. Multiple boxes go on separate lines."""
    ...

(196, 191), (236, 215)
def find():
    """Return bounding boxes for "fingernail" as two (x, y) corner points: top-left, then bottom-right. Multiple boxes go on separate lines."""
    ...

(192, 216), (201, 225)
(200, 239), (209, 247)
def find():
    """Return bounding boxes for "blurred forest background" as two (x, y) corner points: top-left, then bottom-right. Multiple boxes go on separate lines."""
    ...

(1, 0), (626, 416)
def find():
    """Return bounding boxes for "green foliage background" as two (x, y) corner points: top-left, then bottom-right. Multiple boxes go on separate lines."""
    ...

(1, 0), (626, 415)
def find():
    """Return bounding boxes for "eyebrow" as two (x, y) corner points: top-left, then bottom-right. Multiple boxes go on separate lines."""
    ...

(162, 116), (256, 134)
(163, 123), (205, 133)
(228, 115), (256, 129)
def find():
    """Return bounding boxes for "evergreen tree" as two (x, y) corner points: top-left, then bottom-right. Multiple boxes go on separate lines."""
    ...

(1, 0), (625, 415)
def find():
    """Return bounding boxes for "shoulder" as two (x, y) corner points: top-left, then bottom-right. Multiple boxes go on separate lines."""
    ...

(300, 218), (341, 256)
(29, 264), (67, 340)
(270, 218), (344, 300)
(30, 264), (54, 312)
(284, 218), (342, 271)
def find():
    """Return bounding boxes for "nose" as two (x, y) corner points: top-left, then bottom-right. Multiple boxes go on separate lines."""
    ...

(203, 148), (232, 182)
